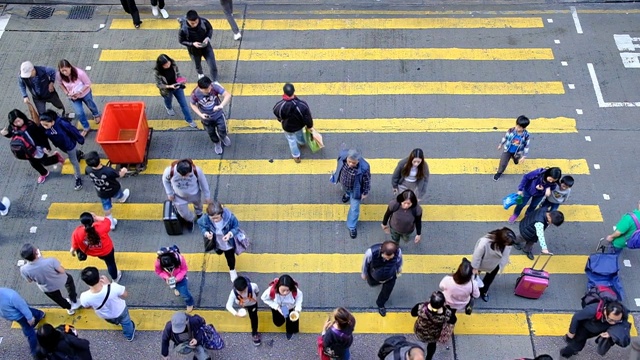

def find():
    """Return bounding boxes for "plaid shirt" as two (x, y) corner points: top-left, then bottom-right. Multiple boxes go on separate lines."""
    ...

(339, 162), (371, 194)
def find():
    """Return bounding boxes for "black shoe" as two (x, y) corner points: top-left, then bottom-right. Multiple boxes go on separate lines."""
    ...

(74, 177), (83, 191)
(378, 307), (387, 317)
(559, 347), (575, 358)
(480, 293), (489, 302)
(512, 242), (522, 251)
(341, 194), (350, 203)
(526, 251), (534, 260)
(286, 332), (293, 340)
(493, 173), (501, 181)
(349, 228), (357, 239)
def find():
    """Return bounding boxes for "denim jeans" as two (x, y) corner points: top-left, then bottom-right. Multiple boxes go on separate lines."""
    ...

(538, 199), (560, 212)
(105, 306), (135, 339)
(100, 188), (125, 211)
(15, 307), (45, 356)
(344, 189), (361, 230)
(175, 278), (194, 306)
(162, 88), (193, 123)
(512, 191), (544, 217)
(284, 129), (305, 157)
(71, 90), (100, 130)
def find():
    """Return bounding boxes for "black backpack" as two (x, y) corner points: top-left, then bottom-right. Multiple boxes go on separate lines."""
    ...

(10, 131), (36, 159)
(377, 335), (422, 360)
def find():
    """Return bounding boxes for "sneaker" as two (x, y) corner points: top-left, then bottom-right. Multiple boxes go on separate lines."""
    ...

(286, 332), (293, 340)
(160, 8), (169, 18)
(526, 251), (535, 260)
(198, 74), (205, 79)
(70, 300), (81, 310)
(118, 189), (130, 203)
(127, 322), (136, 341)
(115, 270), (123, 283)
(110, 218), (118, 230)
(508, 214), (518, 224)
(341, 194), (350, 203)
(0, 197), (10, 216)
(229, 269), (238, 281)
(233, 32), (242, 40)
(134, 22), (142, 29)
(66, 308), (76, 315)
(252, 333), (262, 346)
(493, 173), (501, 181)
(55, 152), (65, 165)
(349, 228), (357, 239)
(188, 121), (198, 128)
(214, 142), (223, 155)
(174, 289), (180, 296)
(74, 177), (83, 191)
(292, 156), (301, 163)
(151, 6), (159, 16)
(378, 307), (387, 317)
(222, 136), (231, 146)
(166, 107), (176, 116)
(37, 172), (50, 184)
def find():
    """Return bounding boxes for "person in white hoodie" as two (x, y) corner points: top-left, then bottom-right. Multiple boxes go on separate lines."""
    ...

(226, 276), (261, 346)
(260, 274), (303, 340)
(162, 159), (211, 232)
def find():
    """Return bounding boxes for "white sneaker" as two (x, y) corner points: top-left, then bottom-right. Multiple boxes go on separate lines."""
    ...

(229, 269), (238, 281)
(118, 189), (130, 203)
(67, 308), (76, 315)
(188, 121), (198, 128)
(166, 107), (176, 116)
(115, 270), (122, 283)
(198, 74), (205, 79)
(160, 8), (169, 19)
(151, 6), (159, 17)
(110, 218), (118, 230)
(68, 299), (81, 310)
(0, 197), (10, 216)
(233, 32), (242, 41)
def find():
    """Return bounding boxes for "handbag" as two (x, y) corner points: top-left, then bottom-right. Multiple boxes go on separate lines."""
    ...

(234, 229), (250, 255)
(304, 128), (323, 153)
(502, 192), (523, 210)
(438, 322), (454, 344)
(75, 243), (89, 261)
(464, 280), (475, 315)
(203, 234), (217, 252)
(317, 335), (331, 360)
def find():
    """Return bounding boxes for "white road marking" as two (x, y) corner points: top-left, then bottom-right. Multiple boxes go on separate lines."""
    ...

(588, 63), (640, 107)
(554, 40), (560, 44)
(41, 194), (47, 201)
(584, 136), (591, 141)
(547, 19), (553, 23)
(568, 84), (575, 89)
(614, 34), (640, 51)
(570, 7), (583, 34)
(576, 109), (583, 114)
(30, 226), (37, 233)
(0, 14), (10, 40)
(593, 164), (600, 169)
(561, 61), (568, 66)
(99, 24), (105, 28)
(603, 194), (610, 200)
(635, 298), (640, 307)
(85, 66), (92, 71)
(93, 44), (99, 49)
(619, 53), (640, 68)
(624, 259), (631, 267)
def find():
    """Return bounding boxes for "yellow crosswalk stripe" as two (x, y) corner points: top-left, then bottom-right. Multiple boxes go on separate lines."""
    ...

(91, 81), (566, 97)
(109, 17), (545, 30)
(79, 117), (578, 133)
(99, 48), (555, 62)
(62, 158), (590, 176)
(46, 203), (603, 222)
(531, 314), (638, 336)
(42, 251), (590, 275)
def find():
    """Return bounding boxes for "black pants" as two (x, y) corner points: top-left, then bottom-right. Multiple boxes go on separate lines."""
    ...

(271, 308), (299, 334)
(560, 326), (600, 357)
(496, 151), (520, 175)
(44, 273), (77, 310)
(479, 265), (500, 296)
(426, 342), (437, 360)
(215, 248), (236, 270)
(367, 274), (397, 308)
(32, 91), (65, 115)
(190, 45), (218, 81)
(120, 0), (141, 26)
(202, 113), (228, 144)
(245, 303), (259, 335)
(28, 154), (59, 176)
(150, 0), (164, 7)
(98, 248), (119, 280)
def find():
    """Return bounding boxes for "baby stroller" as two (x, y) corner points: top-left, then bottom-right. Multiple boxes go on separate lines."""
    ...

(585, 239), (625, 300)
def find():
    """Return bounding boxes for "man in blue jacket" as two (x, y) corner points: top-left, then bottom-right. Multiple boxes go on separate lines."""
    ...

(330, 149), (371, 239)
(0, 287), (45, 357)
(18, 61), (66, 116)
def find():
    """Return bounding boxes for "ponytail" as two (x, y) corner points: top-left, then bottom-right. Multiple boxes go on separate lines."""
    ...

(80, 212), (101, 245)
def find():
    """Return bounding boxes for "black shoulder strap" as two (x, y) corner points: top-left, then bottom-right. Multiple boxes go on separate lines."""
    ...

(96, 284), (111, 310)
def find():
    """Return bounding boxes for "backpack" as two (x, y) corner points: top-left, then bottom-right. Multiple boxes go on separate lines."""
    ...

(233, 276), (254, 306)
(10, 131), (37, 159)
(167, 159), (198, 180)
(581, 285), (618, 320)
(268, 277), (298, 300)
(158, 245), (181, 270)
(177, 17), (208, 36)
(198, 323), (225, 350)
(377, 335), (421, 360)
(625, 212), (640, 249)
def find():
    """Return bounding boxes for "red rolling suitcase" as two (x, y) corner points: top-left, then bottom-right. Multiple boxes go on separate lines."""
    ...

(514, 253), (552, 299)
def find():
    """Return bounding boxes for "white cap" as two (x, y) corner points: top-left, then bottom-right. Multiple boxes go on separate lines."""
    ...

(20, 61), (34, 78)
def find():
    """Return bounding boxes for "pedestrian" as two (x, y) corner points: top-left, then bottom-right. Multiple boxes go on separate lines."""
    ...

(378, 336), (425, 360)
(154, 54), (196, 128)
(162, 159), (211, 232)
(18, 61), (66, 116)
(189, 76), (232, 154)
(84, 151), (130, 229)
(38, 109), (85, 191)
(605, 200), (640, 254)
(0, 196), (10, 216)
(260, 274), (304, 340)
(439, 258), (480, 315)
(512, 208), (564, 260)
(19, 243), (81, 315)
(538, 175), (573, 212)
(179, 10), (217, 81)
(381, 189), (423, 244)
(470, 227), (515, 302)
(508, 167), (562, 224)
(321, 307), (356, 360)
(330, 148), (371, 239)
(35, 323), (92, 360)
(226, 276), (261, 345)
(560, 301), (631, 358)
(155, 245), (194, 313)
(198, 202), (241, 281)
(0, 287), (45, 357)
(272, 83), (314, 163)
(493, 115), (531, 181)
(220, 0), (242, 40)
(391, 148), (429, 202)
(411, 291), (455, 360)
(71, 212), (122, 282)
(79, 266), (136, 341)
(56, 59), (101, 137)
(2, 108), (64, 184)
(120, 0), (142, 29)
(151, 0), (169, 18)
(361, 241), (403, 317)
(161, 311), (211, 360)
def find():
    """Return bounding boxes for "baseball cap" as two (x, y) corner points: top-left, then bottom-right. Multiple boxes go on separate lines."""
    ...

(20, 61), (34, 78)
(171, 312), (188, 333)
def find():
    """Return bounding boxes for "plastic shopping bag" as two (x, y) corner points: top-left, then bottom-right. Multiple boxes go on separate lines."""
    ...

(502, 193), (523, 209)
(304, 128), (324, 153)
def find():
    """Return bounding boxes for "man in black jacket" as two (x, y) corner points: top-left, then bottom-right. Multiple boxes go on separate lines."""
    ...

(361, 241), (403, 317)
(179, 10), (218, 82)
(273, 83), (314, 163)
(513, 208), (564, 260)
(161, 311), (210, 360)
(560, 301), (631, 358)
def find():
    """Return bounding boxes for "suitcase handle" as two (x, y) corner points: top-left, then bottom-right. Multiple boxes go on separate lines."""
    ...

(530, 253), (553, 271)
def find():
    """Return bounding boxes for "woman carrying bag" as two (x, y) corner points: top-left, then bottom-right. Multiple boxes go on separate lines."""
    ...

(411, 291), (455, 360)
(70, 212), (121, 282)
(197, 202), (241, 282)
(439, 258), (479, 315)
(471, 227), (515, 302)
(320, 307), (356, 360)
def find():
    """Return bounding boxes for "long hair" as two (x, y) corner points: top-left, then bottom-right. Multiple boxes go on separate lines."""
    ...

(486, 227), (516, 253)
(396, 189), (418, 209)
(80, 212), (101, 246)
(154, 54), (175, 73)
(7, 109), (31, 128)
(452, 258), (473, 285)
(58, 59), (78, 83)
(332, 307), (355, 329)
(36, 324), (62, 352)
(401, 148), (426, 180)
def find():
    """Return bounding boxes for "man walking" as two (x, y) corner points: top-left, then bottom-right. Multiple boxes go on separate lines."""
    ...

(605, 200), (640, 254)
(190, 77), (232, 154)
(18, 61), (66, 116)
(79, 266), (136, 341)
(512, 208), (564, 260)
(0, 287), (45, 357)
(162, 159), (211, 232)
(220, 0), (242, 40)
(362, 241), (403, 317)
(19, 243), (81, 315)
(161, 311), (211, 360)
(273, 83), (314, 163)
(330, 149), (371, 238)
(179, 10), (218, 81)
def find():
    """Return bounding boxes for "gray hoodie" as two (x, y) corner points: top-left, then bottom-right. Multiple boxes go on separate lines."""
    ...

(162, 164), (211, 199)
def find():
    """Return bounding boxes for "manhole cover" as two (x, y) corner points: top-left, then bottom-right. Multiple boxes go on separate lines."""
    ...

(67, 5), (95, 20)
(27, 6), (54, 19)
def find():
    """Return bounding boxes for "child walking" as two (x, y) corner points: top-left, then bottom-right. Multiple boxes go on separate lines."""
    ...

(226, 276), (261, 346)
(84, 151), (130, 230)
(155, 245), (194, 313)
(539, 175), (573, 212)
(494, 115), (531, 181)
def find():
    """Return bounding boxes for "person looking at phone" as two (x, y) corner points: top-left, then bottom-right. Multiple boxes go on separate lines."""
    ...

(189, 76), (232, 155)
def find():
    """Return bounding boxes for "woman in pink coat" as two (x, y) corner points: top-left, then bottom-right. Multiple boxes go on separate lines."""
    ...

(439, 258), (480, 315)
(154, 245), (194, 312)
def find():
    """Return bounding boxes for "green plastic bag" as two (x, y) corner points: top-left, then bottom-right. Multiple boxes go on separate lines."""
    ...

(304, 128), (323, 153)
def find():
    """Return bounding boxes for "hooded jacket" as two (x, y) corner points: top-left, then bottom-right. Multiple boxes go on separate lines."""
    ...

(42, 117), (84, 152)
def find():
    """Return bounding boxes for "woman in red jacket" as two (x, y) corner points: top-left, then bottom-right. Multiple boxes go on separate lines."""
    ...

(70, 212), (121, 282)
